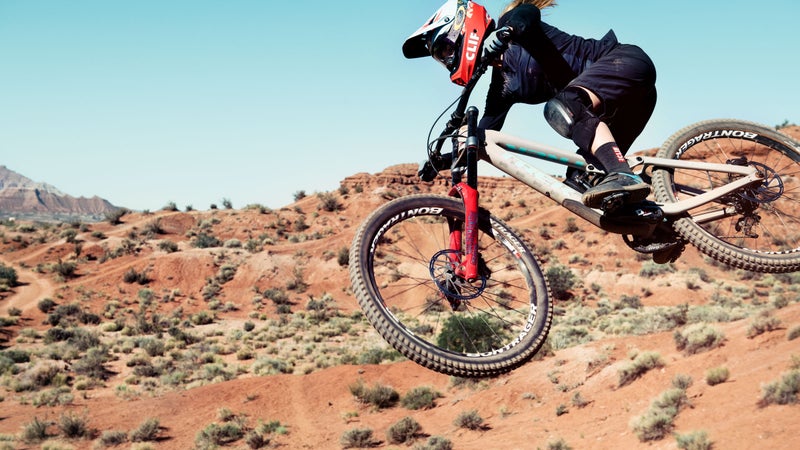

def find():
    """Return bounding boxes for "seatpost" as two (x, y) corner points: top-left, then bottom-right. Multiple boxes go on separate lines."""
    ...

(465, 106), (479, 189)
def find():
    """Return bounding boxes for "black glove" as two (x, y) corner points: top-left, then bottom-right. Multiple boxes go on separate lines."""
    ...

(481, 26), (512, 63)
(417, 152), (453, 182)
(418, 160), (438, 182)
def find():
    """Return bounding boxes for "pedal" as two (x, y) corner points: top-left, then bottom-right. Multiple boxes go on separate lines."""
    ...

(600, 192), (629, 213)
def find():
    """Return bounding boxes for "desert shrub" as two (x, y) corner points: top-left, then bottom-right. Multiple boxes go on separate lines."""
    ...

(37, 297), (57, 313)
(758, 370), (800, 406)
(0, 264), (18, 287)
(631, 408), (675, 442)
(618, 351), (665, 387)
(549, 325), (592, 350)
(672, 373), (694, 390)
(51, 259), (77, 278)
(73, 346), (113, 380)
(285, 267), (308, 292)
(454, 409), (484, 430)
(60, 228), (78, 243)
(193, 232), (222, 248)
(158, 240), (179, 253)
(129, 417), (160, 442)
(105, 208), (128, 224)
(639, 262), (676, 278)
(58, 411), (90, 438)
(140, 338), (166, 357)
(653, 387), (690, 411)
(387, 416), (421, 444)
(253, 357), (292, 375)
(337, 246), (350, 267)
(21, 417), (50, 443)
(413, 436), (453, 450)
(436, 315), (504, 353)
(789, 326), (800, 341)
(356, 347), (397, 365)
(675, 430), (713, 450)
(244, 430), (269, 449)
(100, 430), (129, 446)
(263, 288), (291, 305)
(547, 438), (573, 450)
(617, 294), (643, 310)
(349, 379), (399, 409)
(674, 323), (724, 355)
(705, 366), (730, 386)
(1, 349), (30, 364)
(31, 386), (73, 407)
(317, 192), (342, 212)
(142, 218), (164, 236)
(340, 428), (374, 448)
(571, 391), (590, 408)
(746, 313), (782, 339)
(190, 311), (215, 325)
(196, 422), (244, 447)
(545, 264), (577, 300)
(631, 387), (690, 442)
(401, 386), (441, 410)
(215, 264), (237, 284)
(123, 267), (150, 285)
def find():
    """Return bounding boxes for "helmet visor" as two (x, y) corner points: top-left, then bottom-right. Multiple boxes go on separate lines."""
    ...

(427, 28), (462, 72)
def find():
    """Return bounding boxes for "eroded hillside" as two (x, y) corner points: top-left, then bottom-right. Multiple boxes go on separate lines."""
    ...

(1, 127), (799, 449)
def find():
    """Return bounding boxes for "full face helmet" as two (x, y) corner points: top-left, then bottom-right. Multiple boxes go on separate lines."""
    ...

(402, 0), (494, 86)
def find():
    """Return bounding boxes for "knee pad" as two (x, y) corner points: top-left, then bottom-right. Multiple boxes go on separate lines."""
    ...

(544, 86), (600, 151)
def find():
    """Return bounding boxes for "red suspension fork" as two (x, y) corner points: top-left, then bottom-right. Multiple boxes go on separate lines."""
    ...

(448, 183), (480, 280)
(447, 106), (481, 281)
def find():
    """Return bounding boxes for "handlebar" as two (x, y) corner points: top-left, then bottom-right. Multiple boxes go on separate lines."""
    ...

(433, 27), (512, 151)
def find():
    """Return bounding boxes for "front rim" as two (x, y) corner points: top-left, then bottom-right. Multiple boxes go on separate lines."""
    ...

(364, 201), (541, 359)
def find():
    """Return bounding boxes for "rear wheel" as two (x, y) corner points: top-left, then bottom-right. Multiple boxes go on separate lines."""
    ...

(652, 119), (800, 272)
(349, 194), (552, 377)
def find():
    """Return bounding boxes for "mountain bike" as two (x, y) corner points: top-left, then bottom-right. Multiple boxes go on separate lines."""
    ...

(349, 44), (800, 377)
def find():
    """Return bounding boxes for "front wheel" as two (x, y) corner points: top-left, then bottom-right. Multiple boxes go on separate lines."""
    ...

(349, 195), (552, 377)
(652, 119), (800, 272)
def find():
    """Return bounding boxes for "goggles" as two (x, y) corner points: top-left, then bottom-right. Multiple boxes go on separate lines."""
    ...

(427, 26), (462, 72)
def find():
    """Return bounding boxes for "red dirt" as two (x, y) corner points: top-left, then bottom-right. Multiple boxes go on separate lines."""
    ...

(1, 127), (799, 449)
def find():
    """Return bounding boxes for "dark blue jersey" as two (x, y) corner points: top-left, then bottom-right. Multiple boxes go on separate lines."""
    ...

(479, 5), (657, 153)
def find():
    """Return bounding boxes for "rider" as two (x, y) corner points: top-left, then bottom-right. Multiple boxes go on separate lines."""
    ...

(403, 0), (657, 209)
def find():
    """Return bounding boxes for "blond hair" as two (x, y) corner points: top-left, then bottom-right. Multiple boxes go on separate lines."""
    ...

(503, 0), (557, 14)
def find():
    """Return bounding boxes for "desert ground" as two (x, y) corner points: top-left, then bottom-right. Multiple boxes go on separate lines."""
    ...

(1, 127), (799, 450)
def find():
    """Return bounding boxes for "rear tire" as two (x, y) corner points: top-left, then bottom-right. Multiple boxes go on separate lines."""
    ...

(349, 194), (552, 377)
(652, 119), (800, 272)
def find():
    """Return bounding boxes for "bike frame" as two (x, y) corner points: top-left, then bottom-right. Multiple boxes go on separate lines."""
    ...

(447, 107), (765, 281)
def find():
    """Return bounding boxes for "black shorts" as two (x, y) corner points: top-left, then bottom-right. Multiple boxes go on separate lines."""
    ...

(570, 44), (658, 152)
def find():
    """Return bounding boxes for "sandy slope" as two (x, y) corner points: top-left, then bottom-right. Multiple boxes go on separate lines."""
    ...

(0, 126), (799, 449)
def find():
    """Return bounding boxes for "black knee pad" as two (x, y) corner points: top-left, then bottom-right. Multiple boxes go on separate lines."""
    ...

(544, 86), (600, 151)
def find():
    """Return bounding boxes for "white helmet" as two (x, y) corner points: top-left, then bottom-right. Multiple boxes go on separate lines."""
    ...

(402, 0), (494, 86)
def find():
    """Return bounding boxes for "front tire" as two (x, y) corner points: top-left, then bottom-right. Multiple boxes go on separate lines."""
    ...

(349, 195), (552, 377)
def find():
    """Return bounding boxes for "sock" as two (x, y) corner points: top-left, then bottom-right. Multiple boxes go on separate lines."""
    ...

(593, 142), (632, 174)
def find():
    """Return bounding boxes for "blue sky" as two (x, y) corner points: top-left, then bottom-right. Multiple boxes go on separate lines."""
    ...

(1, 0), (798, 211)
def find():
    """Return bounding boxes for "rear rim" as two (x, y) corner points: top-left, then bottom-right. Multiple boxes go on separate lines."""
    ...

(657, 123), (800, 257)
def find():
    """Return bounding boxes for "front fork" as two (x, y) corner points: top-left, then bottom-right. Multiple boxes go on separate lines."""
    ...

(447, 107), (481, 281)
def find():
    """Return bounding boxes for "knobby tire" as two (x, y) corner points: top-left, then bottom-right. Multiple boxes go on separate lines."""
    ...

(349, 195), (552, 377)
(652, 119), (800, 272)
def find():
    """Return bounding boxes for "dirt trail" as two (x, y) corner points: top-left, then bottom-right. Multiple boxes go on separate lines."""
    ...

(0, 256), (55, 315)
